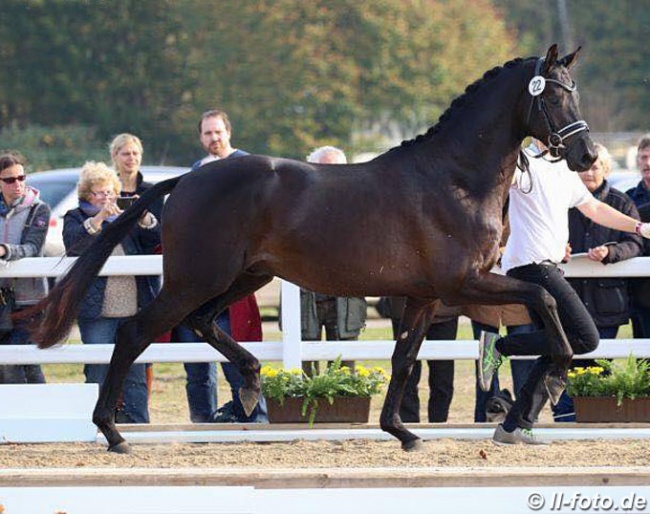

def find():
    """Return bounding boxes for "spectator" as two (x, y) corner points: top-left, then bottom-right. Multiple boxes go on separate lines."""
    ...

(625, 134), (650, 339)
(551, 143), (644, 421)
(172, 109), (267, 423)
(383, 296), (461, 423)
(109, 133), (164, 396)
(300, 146), (367, 374)
(464, 303), (534, 422)
(0, 152), (50, 384)
(109, 133), (164, 221)
(64, 161), (161, 423)
(478, 139), (650, 445)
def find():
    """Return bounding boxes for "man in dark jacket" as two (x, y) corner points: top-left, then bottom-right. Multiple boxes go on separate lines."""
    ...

(625, 134), (650, 338)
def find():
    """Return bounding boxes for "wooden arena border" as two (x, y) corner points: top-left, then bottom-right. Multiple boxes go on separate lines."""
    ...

(1, 467), (650, 514)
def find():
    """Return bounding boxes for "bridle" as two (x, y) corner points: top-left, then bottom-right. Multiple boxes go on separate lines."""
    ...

(526, 57), (589, 160)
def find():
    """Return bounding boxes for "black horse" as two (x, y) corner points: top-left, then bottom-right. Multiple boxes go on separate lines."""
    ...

(28, 45), (595, 453)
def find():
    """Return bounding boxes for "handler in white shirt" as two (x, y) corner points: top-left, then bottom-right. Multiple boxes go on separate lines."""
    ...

(479, 140), (650, 446)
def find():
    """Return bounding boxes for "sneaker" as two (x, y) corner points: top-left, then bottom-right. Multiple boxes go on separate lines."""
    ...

(492, 424), (549, 446)
(478, 331), (504, 392)
(210, 401), (238, 423)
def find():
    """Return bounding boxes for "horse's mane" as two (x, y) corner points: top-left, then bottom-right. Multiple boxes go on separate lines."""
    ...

(390, 56), (535, 152)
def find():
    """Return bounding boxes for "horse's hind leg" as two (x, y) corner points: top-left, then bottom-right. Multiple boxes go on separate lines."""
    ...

(380, 297), (437, 452)
(94, 290), (190, 453)
(184, 272), (273, 417)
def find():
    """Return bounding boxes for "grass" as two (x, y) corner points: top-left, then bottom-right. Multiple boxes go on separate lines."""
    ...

(42, 320), (636, 424)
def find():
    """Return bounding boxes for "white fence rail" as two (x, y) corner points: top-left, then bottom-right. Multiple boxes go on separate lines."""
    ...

(0, 255), (649, 369)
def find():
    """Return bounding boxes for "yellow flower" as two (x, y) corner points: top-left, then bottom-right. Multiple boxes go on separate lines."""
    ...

(266, 368), (279, 378)
(260, 365), (274, 376)
(289, 368), (303, 375)
(357, 367), (370, 378)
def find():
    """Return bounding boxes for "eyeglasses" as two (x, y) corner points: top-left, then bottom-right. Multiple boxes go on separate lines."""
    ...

(90, 190), (115, 198)
(0, 175), (26, 185)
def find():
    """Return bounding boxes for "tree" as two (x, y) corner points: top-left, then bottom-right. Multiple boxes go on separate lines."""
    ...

(491, 0), (650, 134)
(0, 0), (195, 163)
(189, 0), (515, 158)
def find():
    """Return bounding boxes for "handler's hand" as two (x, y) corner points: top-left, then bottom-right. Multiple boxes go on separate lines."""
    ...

(639, 223), (650, 239)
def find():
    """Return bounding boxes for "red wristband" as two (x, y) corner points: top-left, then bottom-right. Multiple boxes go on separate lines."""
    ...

(636, 222), (643, 236)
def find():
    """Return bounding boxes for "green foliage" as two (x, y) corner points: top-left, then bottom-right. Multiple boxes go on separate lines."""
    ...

(0, 0), (514, 162)
(0, 124), (105, 171)
(261, 357), (388, 425)
(567, 355), (650, 405)
(491, 0), (650, 134)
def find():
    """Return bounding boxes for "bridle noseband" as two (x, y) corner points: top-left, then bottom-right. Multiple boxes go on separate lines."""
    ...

(526, 57), (589, 160)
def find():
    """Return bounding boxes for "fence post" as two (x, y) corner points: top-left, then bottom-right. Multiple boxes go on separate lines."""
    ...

(280, 280), (302, 369)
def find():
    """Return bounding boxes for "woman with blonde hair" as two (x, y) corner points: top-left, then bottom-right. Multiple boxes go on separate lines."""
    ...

(64, 161), (161, 423)
(109, 133), (163, 220)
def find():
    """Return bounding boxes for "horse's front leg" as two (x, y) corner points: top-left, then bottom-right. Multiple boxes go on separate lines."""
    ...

(380, 297), (438, 452)
(451, 270), (574, 402)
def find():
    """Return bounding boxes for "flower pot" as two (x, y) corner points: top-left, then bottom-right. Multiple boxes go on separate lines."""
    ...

(267, 396), (371, 424)
(573, 397), (650, 423)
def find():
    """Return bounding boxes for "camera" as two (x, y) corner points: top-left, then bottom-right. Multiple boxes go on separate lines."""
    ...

(116, 196), (136, 209)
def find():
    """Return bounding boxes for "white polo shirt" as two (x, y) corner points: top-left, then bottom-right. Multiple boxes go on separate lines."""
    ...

(501, 151), (592, 273)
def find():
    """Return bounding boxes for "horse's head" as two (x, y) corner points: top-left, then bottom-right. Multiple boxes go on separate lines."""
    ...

(526, 44), (596, 172)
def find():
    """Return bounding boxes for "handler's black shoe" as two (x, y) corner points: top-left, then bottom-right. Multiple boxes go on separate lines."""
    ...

(492, 424), (549, 446)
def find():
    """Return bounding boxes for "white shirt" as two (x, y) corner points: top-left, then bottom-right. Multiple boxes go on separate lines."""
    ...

(501, 150), (592, 273)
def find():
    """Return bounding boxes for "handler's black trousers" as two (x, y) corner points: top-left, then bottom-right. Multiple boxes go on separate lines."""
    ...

(496, 262), (599, 430)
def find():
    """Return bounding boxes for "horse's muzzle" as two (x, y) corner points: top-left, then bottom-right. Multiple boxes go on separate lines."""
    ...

(565, 135), (597, 172)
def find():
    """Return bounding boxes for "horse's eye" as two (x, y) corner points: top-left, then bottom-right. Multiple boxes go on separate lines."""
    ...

(547, 95), (562, 107)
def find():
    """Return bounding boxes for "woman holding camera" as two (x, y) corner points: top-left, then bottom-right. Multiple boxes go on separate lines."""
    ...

(110, 133), (163, 221)
(64, 161), (161, 423)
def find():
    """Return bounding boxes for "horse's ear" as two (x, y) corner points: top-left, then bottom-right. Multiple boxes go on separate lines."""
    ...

(559, 46), (582, 70)
(542, 44), (559, 73)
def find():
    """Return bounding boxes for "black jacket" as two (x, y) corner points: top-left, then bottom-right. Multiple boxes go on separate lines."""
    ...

(567, 180), (643, 327)
(63, 207), (161, 320)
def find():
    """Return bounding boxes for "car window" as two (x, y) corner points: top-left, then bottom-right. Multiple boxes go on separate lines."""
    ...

(27, 179), (76, 209)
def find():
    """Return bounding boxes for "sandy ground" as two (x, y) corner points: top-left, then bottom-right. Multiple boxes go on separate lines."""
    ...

(1, 439), (649, 469)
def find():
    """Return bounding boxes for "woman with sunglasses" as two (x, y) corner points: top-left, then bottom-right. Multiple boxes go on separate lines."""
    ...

(63, 161), (161, 423)
(0, 152), (51, 384)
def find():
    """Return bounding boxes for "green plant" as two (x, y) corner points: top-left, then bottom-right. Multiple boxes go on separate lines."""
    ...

(567, 355), (650, 405)
(260, 358), (388, 425)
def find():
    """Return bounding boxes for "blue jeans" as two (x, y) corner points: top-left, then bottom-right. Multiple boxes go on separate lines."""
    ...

(553, 325), (619, 422)
(472, 321), (535, 422)
(79, 317), (149, 423)
(0, 317), (46, 384)
(175, 311), (268, 423)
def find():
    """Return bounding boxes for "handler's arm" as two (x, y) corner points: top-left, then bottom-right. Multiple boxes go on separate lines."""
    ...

(577, 197), (648, 236)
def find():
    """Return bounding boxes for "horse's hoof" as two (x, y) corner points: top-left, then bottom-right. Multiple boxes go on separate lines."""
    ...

(543, 373), (567, 406)
(401, 438), (424, 452)
(238, 387), (260, 417)
(108, 441), (132, 454)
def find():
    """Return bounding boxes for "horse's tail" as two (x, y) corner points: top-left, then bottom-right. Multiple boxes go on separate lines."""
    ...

(22, 175), (184, 349)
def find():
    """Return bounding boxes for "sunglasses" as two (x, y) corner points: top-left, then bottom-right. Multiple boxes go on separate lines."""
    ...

(0, 175), (26, 185)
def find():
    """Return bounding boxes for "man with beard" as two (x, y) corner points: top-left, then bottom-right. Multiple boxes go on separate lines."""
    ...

(172, 109), (267, 424)
(192, 110), (248, 169)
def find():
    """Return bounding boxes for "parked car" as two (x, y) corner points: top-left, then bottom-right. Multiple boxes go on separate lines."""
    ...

(26, 165), (282, 312)
(608, 171), (639, 195)
(26, 165), (188, 257)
